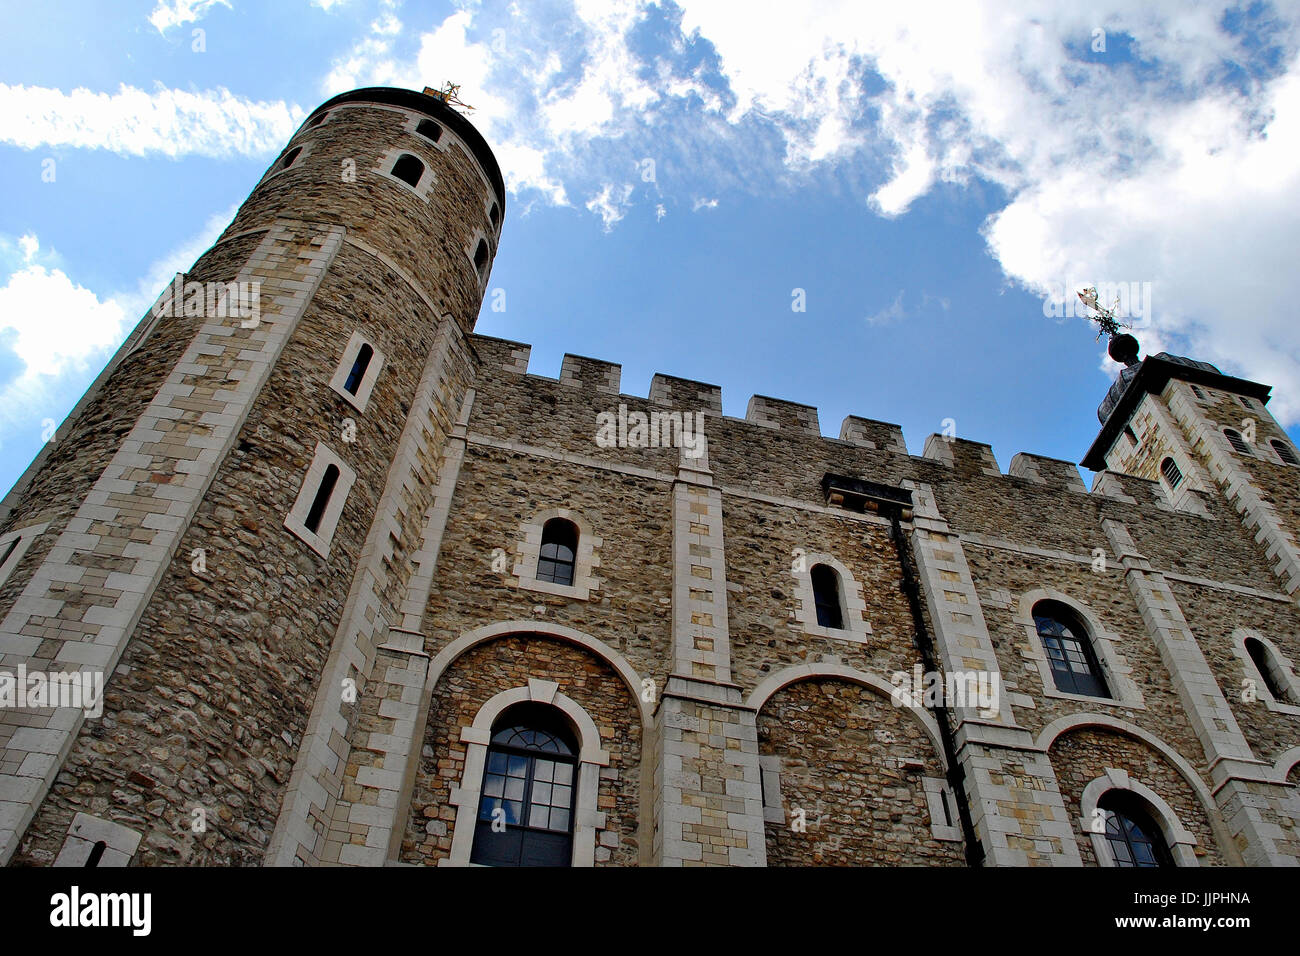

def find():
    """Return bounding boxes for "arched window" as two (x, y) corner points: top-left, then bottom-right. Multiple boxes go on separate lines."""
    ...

(343, 343), (374, 395)
(1271, 439), (1299, 465)
(537, 518), (578, 586)
(391, 153), (424, 188)
(1123, 425), (1138, 447)
(306, 112), (327, 128)
(1160, 457), (1182, 488)
(1245, 637), (1293, 703)
(1239, 396), (1254, 410)
(1033, 601), (1108, 698)
(1097, 791), (1174, 867)
(810, 564), (843, 629)
(471, 703), (578, 867)
(280, 146), (303, 170)
(488, 201), (501, 230)
(415, 118), (441, 142)
(1224, 428), (1251, 455)
(1190, 385), (1205, 400)
(473, 238), (489, 278)
(304, 464), (340, 534)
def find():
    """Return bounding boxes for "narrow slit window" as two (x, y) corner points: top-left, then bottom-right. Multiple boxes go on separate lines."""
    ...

(473, 239), (489, 278)
(416, 118), (442, 143)
(85, 841), (107, 867)
(343, 344), (374, 395)
(1224, 429), (1251, 455)
(1160, 457), (1182, 488)
(304, 464), (340, 534)
(281, 146), (303, 170)
(489, 202), (501, 230)
(1271, 439), (1299, 465)
(1246, 638), (1292, 703)
(810, 564), (843, 630)
(392, 153), (424, 188)
(1124, 425), (1138, 447)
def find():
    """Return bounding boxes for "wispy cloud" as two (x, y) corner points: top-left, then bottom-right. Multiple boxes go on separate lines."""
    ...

(0, 83), (303, 158)
(866, 290), (906, 327)
(148, 0), (230, 34)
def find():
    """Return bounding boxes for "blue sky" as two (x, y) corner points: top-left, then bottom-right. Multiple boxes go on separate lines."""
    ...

(2, 0), (1299, 497)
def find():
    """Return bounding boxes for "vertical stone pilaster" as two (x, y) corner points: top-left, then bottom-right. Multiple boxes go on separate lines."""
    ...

(1104, 518), (1300, 864)
(907, 482), (1081, 866)
(653, 440), (765, 866)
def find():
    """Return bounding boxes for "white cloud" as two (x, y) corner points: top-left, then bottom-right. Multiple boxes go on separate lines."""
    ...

(0, 83), (304, 158)
(692, 197), (718, 212)
(148, 0), (230, 34)
(0, 206), (235, 438)
(865, 290), (906, 327)
(300, 1), (1300, 422)
(586, 183), (634, 230)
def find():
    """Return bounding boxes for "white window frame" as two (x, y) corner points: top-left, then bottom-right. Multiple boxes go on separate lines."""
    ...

(53, 812), (142, 867)
(1014, 589), (1144, 709)
(0, 520), (48, 589)
(922, 776), (963, 842)
(510, 508), (602, 600)
(442, 680), (609, 867)
(328, 330), (385, 414)
(283, 442), (356, 559)
(1231, 627), (1300, 715)
(791, 553), (871, 643)
(759, 754), (784, 824)
(1079, 769), (1199, 867)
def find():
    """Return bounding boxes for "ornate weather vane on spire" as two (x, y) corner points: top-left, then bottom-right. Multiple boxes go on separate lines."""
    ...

(1077, 285), (1141, 367)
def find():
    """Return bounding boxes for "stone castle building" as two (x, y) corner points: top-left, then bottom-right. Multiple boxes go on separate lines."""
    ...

(0, 85), (1298, 867)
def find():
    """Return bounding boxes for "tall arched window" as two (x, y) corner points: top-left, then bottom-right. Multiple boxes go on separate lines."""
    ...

(1097, 791), (1174, 867)
(537, 519), (578, 586)
(1245, 637), (1293, 703)
(489, 201), (501, 230)
(1224, 428), (1251, 455)
(391, 153), (424, 188)
(1033, 601), (1109, 698)
(471, 703), (578, 867)
(280, 146), (303, 170)
(343, 343), (374, 395)
(1160, 457), (1182, 488)
(810, 563), (843, 630)
(1271, 439), (1299, 465)
(473, 238), (489, 278)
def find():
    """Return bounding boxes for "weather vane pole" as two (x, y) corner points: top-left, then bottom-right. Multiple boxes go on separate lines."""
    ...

(424, 82), (475, 114)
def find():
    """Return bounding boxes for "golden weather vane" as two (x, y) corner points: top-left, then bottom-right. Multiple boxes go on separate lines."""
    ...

(423, 82), (475, 114)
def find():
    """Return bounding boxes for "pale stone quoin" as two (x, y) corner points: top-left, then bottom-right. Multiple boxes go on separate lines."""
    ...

(0, 86), (1297, 867)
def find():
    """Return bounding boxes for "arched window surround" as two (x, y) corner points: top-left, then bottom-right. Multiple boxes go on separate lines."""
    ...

(260, 139), (316, 186)
(1270, 438), (1300, 466)
(1223, 428), (1253, 457)
(372, 145), (436, 201)
(283, 441), (356, 559)
(510, 508), (602, 600)
(790, 553), (871, 642)
(443, 680), (610, 867)
(1230, 628), (1300, 715)
(1014, 589), (1143, 708)
(1080, 769), (1199, 867)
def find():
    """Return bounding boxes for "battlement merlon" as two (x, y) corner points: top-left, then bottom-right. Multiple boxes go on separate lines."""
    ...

(745, 395), (819, 435)
(1008, 453), (1087, 494)
(839, 416), (908, 456)
(649, 373), (723, 415)
(560, 354), (621, 395)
